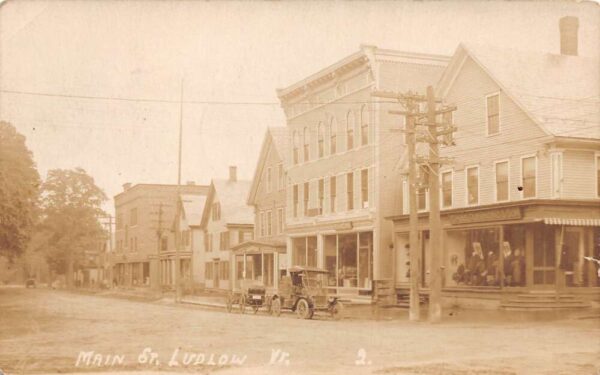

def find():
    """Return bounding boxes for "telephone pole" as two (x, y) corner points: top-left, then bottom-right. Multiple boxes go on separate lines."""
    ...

(174, 79), (184, 303)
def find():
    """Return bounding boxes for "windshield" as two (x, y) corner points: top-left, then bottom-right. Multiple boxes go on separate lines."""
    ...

(303, 271), (327, 288)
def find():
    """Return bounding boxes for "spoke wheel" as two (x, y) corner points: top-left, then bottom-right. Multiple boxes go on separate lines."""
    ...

(296, 298), (313, 320)
(271, 297), (281, 317)
(330, 301), (344, 320)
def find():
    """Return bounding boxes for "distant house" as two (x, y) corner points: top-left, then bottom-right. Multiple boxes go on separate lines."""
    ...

(199, 167), (254, 291)
(179, 194), (207, 286)
(390, 16), (600, 309)
(231, 127), (289, 291)
(113, 182), (209, 289)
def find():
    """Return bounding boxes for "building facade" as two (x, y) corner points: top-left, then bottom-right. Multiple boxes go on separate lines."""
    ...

(199, 167), (254, 291)
(113, 183), (208, 289)
(231, 127), (289, 292)
(390, 22), (600, 309)
(277, 45), (449, 299)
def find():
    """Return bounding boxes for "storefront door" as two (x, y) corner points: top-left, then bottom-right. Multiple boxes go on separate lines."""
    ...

(562, 228), (584, 287)
(532, 225), (556, 288)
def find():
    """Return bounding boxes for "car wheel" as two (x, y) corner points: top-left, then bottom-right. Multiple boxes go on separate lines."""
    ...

(330, 301), (344, 320)
(239, 295), (246, 314)
(226, 294), (233, 313)
(296, 298), (313, 320)
(271, 297), (281, 317)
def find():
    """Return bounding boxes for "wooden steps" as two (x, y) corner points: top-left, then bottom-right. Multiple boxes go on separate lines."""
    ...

(500, 291), (591, 311)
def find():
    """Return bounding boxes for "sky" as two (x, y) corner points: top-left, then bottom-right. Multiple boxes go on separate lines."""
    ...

(0, 0), (598, 214)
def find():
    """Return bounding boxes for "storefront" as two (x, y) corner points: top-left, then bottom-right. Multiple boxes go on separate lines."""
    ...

(230, 240), (286, 292)
(289, 230), (374, 294)
(390, 201), (600, 308)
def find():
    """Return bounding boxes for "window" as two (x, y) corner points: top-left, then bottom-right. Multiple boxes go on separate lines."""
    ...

(486, 94), (500, 135)
(329, 118), (337, 155)
(323, 232), (373, 289)
(212, 203), (221, 221)
(219, 261), (229, 280)
(597, 155), (600, 197)
(346, 172), (354, 210)
(361, 169), (369, 208)
(267, 210), (272, 236)
(303, 182), (309, 216)
(205, 262), (213, 279)
(206, 233), (212, 252)
(330, 176), (337, 213)
(521, 156), (536, 198)
(293, 131), (299, 165)
(360, 105), (369, 146)
(277, 208), (284, 234)
(293, 184), (299, 218)
(278, 164), (284, 191)
(220, 231), (229, 250)
(442, 171), (452, 208)
(292, 236), (317, 267)
(266, 167), (272, 193)
(260, 212), (265, 237)
(466, 166), (479, 205)
(495, 161), (509, 202)
(346, 111), (354, 150)
(551, 153), (562, 198)
(130, 208), (137, 226)
(318, 179), (324, 214)
(318, 123), (324, 158)
(303, 127), (309, 162)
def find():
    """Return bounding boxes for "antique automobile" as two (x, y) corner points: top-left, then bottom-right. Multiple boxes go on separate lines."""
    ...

(271, 266), (344, 320)
(226, 279), (272, 314)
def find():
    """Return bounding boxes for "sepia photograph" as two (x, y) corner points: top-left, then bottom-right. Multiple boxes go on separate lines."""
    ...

(0, 1), (599, 374)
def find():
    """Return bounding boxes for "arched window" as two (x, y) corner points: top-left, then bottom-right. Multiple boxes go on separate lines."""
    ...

(317, 122), (324, 158)
(293, 131), (299, 165)
(346, 111), (355, 151)
(360, 105), (369, 146)
(329, 118), (337, 155)
(303, 127), (309, 162)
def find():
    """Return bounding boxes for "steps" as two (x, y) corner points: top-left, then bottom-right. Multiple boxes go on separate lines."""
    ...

(396, 292), (428, 308)
(500, 291), (591, 311)
(374, 279), (397, 306)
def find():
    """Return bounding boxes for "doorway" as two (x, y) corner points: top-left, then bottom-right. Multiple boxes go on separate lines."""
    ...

(561, 228), (584, 287)
(532, 225), (555, 287)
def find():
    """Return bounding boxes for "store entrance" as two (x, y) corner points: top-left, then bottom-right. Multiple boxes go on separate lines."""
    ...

(561, 228), (584, 287)
(532, 225), (556, 288)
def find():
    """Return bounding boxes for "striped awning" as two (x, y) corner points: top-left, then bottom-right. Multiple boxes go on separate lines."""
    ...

(543, 218), (600, 226)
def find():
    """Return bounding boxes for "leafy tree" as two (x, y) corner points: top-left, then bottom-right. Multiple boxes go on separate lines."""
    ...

(41, 168), (107, 288)
(0, 121), (40, 259)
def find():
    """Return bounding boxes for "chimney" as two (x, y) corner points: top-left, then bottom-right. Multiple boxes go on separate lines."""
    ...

(559, 16), (579, 56)
(122, 182), (132, 191)
(229, 166), (237, 182)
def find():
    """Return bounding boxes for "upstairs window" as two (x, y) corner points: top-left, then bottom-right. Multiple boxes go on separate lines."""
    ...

(346, 172), (354, 210)
(330, 176), (337, 213)
(303, 127), (310, 162)
(486, 94), (500, 135)
(318, 179), (324, 214)
(495, 161), (509, 202)
(267, 211), (272, 236)
(466, 166), (479, 205)
(329, 118), (337, 155)
(442, 170), (453, 208)
(293, 131), (299, 165)
(361, 169), (369, 208)
(277, 208), (284, 234)
(521, 156), (537, 198)
(293, 185), (299, 218)
(303, 182), (309, 216)
(550, 153), (563, 198)
(360, 105), (369, 146)
(346, 111), (355, 151)
(260, 212), (265, 237)
(318, 123), (324, 158)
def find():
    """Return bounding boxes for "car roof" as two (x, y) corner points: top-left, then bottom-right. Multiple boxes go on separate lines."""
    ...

(288, 266), (329, 274)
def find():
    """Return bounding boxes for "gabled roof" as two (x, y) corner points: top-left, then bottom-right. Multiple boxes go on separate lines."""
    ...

(437, 43), (600, 140)
(200, 178), (254, 228)
(180, 194), (207, 227)
(247, 127), (289, 205)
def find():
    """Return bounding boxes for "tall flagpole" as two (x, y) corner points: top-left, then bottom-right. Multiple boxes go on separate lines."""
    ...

(174, 79), (183, 302)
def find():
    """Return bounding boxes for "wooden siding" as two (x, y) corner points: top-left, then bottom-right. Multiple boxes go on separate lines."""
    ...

(563, 149), (599, 199)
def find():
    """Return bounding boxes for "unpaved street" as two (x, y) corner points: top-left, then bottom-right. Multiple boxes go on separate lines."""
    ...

(0, 287), (598, 375)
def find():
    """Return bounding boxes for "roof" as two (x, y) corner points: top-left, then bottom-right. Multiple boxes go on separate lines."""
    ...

(247, 127), (290, 205)
(438, 43), (600, 140)
(230, 239), (286, 252)
(180, 194), (207, 227)
(200, 178), (254, 227)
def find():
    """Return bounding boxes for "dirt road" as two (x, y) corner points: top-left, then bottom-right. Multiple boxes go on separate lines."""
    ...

(0, 287), (598, 374)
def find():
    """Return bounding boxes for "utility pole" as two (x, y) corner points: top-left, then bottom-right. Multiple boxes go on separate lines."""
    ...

(174, 79), (184, 303)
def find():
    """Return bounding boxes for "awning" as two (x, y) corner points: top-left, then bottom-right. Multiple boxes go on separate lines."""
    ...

(543, 218), (600, 226)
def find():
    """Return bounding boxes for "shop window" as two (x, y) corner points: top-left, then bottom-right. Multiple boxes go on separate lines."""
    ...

(521, 156), (536, 198)
(292, 236), (317, 267)
(495, 161), (509, 202)
(447, 228), (500, 287)
(466, 166), (479, 205)
(358, 232), (373, 289)
(503, 225), (526, 287)
(330, 176), (337, 213)
(324, 235), (337, 286)
(441, 171), (452, 208)
(486, 93), (500, 135)
(338, 233), (358, 287)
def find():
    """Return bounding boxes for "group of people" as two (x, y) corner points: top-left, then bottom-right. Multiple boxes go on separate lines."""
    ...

(452, 244), (526, 287)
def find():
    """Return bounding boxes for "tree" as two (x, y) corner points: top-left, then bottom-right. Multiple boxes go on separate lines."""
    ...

(0, 121), (40, 259)
(41, 168), (107, 288)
